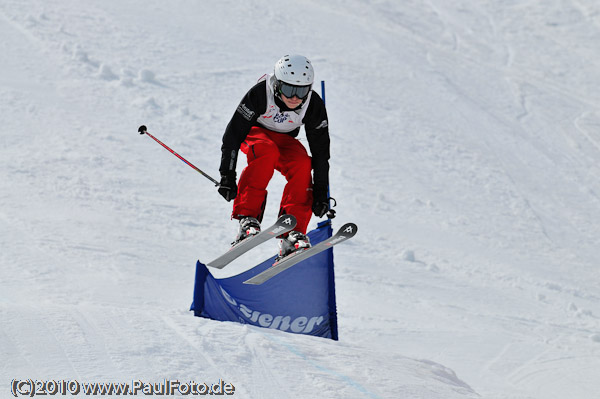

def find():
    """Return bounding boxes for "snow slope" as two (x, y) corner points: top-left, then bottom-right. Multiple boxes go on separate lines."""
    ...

(1, 0), (600, 398)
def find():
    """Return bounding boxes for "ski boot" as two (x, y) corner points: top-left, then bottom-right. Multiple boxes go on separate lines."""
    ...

(277, 231), (311, 260)
(233, 216), (261, 245)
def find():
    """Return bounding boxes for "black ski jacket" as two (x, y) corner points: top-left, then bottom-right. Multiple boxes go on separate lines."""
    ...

(219, 80), (330, 188)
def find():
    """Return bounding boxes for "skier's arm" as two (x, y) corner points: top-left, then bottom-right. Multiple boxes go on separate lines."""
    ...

(219, 81), (267, 176)
(304, 92), (330, 188)
(304, 93), (330, 216)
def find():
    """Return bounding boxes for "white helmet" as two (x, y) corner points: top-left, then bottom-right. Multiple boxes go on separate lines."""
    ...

(274, 54), (314, 86)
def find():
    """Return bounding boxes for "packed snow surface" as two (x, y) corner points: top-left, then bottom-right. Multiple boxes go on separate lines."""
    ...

(2, 1), (600, 398)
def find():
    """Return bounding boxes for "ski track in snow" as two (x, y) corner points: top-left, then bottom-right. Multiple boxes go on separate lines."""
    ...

(2, 0), (600, 398)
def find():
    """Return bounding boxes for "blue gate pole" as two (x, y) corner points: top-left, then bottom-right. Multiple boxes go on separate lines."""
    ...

(320, 80), (333, 217)
(320, 79), (338, 340)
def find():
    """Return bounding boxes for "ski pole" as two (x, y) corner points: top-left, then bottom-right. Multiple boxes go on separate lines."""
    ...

(138, 125), (220, 186)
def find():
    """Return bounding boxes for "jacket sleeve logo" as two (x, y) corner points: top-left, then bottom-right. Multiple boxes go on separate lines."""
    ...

(236, 103), (255, 121)
(316, 119), (328, 129)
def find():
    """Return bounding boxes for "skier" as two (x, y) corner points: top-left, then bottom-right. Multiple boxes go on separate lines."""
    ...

(217, 54), (331, 259)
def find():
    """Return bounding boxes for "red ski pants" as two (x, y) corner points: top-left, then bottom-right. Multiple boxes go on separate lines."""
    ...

(233, 127), (313, 234)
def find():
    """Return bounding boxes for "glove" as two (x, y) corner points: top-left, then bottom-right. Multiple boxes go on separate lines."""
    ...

(218, 172), (237, 202)
(312, 184), (329, 217)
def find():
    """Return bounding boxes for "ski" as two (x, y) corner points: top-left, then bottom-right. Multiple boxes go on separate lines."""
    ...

(243, 222), (358, 285)
(207, 215), (297, 269)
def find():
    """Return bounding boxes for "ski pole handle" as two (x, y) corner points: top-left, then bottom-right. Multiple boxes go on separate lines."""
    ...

(138, 125), (220, 186)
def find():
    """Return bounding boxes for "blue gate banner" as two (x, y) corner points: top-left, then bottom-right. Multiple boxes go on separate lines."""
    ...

(190, 220), (338, 340)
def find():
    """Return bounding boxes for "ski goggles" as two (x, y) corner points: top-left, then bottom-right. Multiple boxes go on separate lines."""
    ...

(277, 81), (312, 99)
